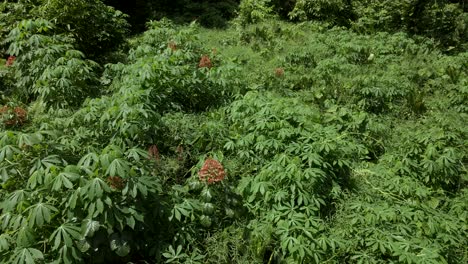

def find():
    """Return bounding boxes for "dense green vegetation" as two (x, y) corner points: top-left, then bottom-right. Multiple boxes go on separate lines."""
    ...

(1, 0), (467, 263)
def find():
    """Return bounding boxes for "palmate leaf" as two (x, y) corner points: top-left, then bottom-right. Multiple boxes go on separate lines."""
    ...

(123, 176), (160, 199)
(109, 233), (131, 257)
(81, 219), (100, 237)
(0, 234), (11, 252)
(76, 238), (91, 253)
(57, 245), (82, 264)
(105, 158), (130, 178)
(27, 169), (45, 189)
(3, 190), (29, 212)
(16, 132), (43, 148)
(1, 213), (27, 231)
(16, 227), (35, 248)
(49, 223), (81, 250)
(81, 178), (111, 200)
(77, 152), (99, 168)
(9, 248), (43, 264)
(0, 167), (10, 183)
(29, 155), (64, 175)
(125, 147), (148, 161)
(51, 172), (79, 191)
(27, 202), (58, 228)
(0, 145), (21, 162)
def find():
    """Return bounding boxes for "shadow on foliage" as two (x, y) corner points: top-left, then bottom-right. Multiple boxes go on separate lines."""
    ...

(104, 0), (240, 33)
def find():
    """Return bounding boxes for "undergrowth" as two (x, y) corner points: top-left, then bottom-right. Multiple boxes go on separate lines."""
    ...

(0, 12), (467, 264)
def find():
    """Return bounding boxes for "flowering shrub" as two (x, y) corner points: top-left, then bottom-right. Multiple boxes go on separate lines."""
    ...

(0, 105), (27, 127)
(198, 55), (213, 68)
(107, 176), (126, 190)
(274, 67), (284, 77)
(5, 19), (99, 108)
(148, 145), (160, 161)
(198, 158), (226, 184)
(176, 145), (184, 161)
(0, 8), (466, 264)
(168, 41), (177, 51)
(5, 55), (15, 66)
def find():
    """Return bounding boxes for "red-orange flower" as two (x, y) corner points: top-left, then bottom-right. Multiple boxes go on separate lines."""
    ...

(198, 55), (212, 69)
(274, 67), (284, 77)
(168, 41), (177, 51)
(176, 145), (184, 161)
(5, 56), (15, 67)
(148, 145), (160, 161)
(107, 176), (126, 190)
(198, 158), (225, 184)
(0, 105), (27, 126)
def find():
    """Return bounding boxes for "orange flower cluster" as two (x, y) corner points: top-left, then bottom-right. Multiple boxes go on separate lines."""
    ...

(176, 145), (184, 161)
(0, 106), (27, 126)
(198, 158), (225, 184)
(198, 55), (212, 69)
(168, 41), (177, 51)
(107, 176), (126, 190)
(5, 56), (15, 66)
(148, 145), (160, 161)
(274, 67), (284, 77)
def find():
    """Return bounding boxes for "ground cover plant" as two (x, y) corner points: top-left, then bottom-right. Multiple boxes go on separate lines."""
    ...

(0, 1), (467, 263)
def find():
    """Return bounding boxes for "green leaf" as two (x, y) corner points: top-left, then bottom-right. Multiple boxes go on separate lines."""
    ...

(17, 133), (42, 148)
(49, 223), (81, 250)
(10, 248), (43, 264)
(27, 203), (58, 228)
(126, 216), (135, 229)
(51, 172), (79, 191)
(125, 147), (148, 161)
(83, 178), (110, 200)
(81, 219), (100, 237)
(95, 199), (104, 214)
(27, 169), (45, 189)
(106, 158), (130, 178)
(109, 233), (131, 257)
(78, 152), (99, 168)
(0, 234), (11, 252)
(16, 227), (35, 248)
(76, 239), (91, 253)
(4, 190), (29, 212)
(0, 145), (21, 162)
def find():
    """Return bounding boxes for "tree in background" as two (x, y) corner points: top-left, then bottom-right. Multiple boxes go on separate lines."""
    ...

(37, 0), (129, 59)
(0, 0), (129, 61)
(104, 0), (240, 31)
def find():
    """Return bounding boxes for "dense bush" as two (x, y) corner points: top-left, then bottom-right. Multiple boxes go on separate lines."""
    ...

(224, 91), (367, 262)
(105, 0), (239, 30)
(0, 19), (244, 263)
(0, 0), (38, 55)
(237, 0), (467, 49)
(5, 19), (99, 108)
(1, 4), (467, 264)
(288, 0), (355, 25)
(0, 0), (129, 61)
(37, 0), (129, 58)
(352, 0), (468, 50)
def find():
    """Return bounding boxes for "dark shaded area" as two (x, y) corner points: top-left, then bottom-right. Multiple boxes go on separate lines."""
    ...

(103, 0), (148, 33)
(104, 0), (239, 33)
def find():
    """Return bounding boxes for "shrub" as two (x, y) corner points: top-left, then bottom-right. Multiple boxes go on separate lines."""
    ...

(236, 0), (275, 26)
(352, 0), (468, 50)
(224, 91), (367, 262)
(5, 19), (99, 108)
(0, 104), (27, 127)
(288, 0), (355, 25)
(38, 0), (129, 58)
